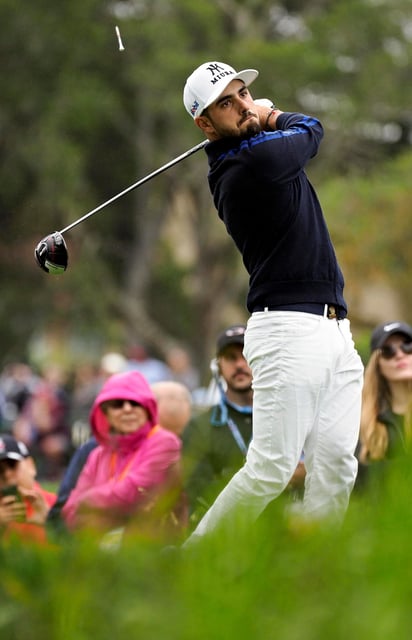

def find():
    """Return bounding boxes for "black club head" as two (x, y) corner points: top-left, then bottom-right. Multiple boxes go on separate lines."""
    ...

(34, 232), (68, 274)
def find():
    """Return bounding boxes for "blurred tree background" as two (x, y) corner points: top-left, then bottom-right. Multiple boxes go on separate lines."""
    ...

(0, 0), (411, 379)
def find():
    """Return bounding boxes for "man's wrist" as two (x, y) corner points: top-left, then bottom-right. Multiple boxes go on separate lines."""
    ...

(265, 109), (278, 130)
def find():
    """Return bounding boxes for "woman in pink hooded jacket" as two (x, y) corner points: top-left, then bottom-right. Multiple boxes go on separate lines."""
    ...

(62, 371), (184, 537)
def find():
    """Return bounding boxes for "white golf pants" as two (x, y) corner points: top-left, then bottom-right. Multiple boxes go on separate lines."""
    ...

(186, 310), (364, 543)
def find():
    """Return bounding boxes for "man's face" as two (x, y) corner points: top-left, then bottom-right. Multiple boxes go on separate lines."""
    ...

(217, 344), (252, 392)
(0, 457), (35, 491)
(199, 80), (261, 140)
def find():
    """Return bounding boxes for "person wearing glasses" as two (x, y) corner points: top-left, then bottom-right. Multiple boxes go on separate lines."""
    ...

(61, 370), (185, 540)
(357, 321), (412, 488)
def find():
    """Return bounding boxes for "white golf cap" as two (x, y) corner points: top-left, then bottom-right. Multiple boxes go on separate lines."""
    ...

(183, 61), (259, 119)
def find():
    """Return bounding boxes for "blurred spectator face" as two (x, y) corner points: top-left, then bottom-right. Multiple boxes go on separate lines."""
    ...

(101, 400), (149, 435)
(151, 381), (192, 436)
(167, 347), (190, 374)
(0, 459), (17, 489)
(0, 457), (36, 491)
(378, 334), (412, 383)
(217, 344), (252, 393)
(127, 344), (148, 362)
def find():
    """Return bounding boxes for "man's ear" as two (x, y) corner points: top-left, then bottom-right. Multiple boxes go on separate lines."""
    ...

(195, 115), (216, 138)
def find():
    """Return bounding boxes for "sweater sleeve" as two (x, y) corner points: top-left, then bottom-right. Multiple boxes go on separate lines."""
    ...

(246, 112), (324, 184)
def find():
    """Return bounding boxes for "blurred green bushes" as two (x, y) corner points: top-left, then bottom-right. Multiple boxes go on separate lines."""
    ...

(2, 454), (412, 639)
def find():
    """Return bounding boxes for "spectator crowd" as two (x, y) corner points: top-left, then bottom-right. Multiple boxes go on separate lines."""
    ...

(1, 320), (412, 548)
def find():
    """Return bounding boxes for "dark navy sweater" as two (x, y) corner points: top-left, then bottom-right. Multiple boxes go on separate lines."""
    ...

(205, 112), (347, 314)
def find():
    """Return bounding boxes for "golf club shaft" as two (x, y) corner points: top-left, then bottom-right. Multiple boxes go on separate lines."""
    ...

(59, 139), (208, 235)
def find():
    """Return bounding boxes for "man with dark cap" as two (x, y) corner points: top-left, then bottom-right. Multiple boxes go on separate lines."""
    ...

(369, 321), (412, 353)
(182, 325), (254, 527)
(183, 325), (305, 528)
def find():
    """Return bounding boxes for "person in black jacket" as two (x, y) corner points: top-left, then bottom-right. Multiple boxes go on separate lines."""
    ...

(182, 60), (363, 544)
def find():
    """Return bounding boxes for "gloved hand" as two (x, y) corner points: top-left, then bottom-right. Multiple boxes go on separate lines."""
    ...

(253, 99), (279, 130)
(254, 98), (276, 109)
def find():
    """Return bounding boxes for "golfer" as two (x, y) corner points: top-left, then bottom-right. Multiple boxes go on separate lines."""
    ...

(182, 61), (364, 541)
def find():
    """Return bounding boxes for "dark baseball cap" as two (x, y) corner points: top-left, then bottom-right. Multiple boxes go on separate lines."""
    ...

(370, 321), (412, 352)
(0, 435), (30, 462)
(216, 325), (246, 355)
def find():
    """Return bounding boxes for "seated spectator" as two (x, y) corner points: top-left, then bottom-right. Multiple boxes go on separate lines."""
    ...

(165, 346), (200, 392)
(0, 434), (56, 544)
(357, 321), (412, 490)
(151, 381), (192, 437)
(48, 380), (192, 535)
(0, 362), (38, 432)
(61, 371), (185, 542)
(126, 343), (172, 383)
(13, 364), (71, 481)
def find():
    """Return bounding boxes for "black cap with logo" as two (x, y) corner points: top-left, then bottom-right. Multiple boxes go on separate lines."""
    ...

(370, 321), (412, 352)
(0, 435), (30, 462)
(216, 325), (246, 355)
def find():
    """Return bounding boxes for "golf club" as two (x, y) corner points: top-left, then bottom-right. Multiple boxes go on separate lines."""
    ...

(34, 139), (208, 274)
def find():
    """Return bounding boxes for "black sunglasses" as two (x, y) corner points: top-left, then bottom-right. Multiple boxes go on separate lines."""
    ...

(380, 341), (412, 360)
(104, 399), (141, 410)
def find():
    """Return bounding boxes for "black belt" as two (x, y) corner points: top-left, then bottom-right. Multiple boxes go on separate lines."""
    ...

(252, 303), (346, 320)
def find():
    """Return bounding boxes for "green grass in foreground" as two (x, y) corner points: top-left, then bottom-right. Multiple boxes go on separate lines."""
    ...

(1, 456), (412, 640)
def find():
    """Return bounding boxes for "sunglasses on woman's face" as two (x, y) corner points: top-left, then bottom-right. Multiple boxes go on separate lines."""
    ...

(104, 399), (141, 410)
(380, 341), (412, 360)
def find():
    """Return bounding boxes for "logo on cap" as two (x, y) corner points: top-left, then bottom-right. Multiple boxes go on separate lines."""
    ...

(224, 326), (245, 338)
(206, 63), (234, 85)
(383, 322), (402, 333)
(190, 100), (200, 116)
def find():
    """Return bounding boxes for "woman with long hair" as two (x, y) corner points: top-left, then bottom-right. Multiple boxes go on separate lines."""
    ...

(358, 321), (412, 476)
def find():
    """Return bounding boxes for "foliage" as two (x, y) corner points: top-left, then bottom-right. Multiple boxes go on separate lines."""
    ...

(320, 151), (412, 322)
(2, 456), (412, 638)
(0, 0), (411, 375)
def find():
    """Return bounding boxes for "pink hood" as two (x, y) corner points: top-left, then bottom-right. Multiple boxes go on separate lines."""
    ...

(90, 371), (158, 447)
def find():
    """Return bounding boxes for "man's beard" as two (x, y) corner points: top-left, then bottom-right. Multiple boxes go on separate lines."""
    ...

(242, 121), (262, 138)
(227, 374), (253, 394)
(212, 115), (262, 140)
(239, 110), (262, 138)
